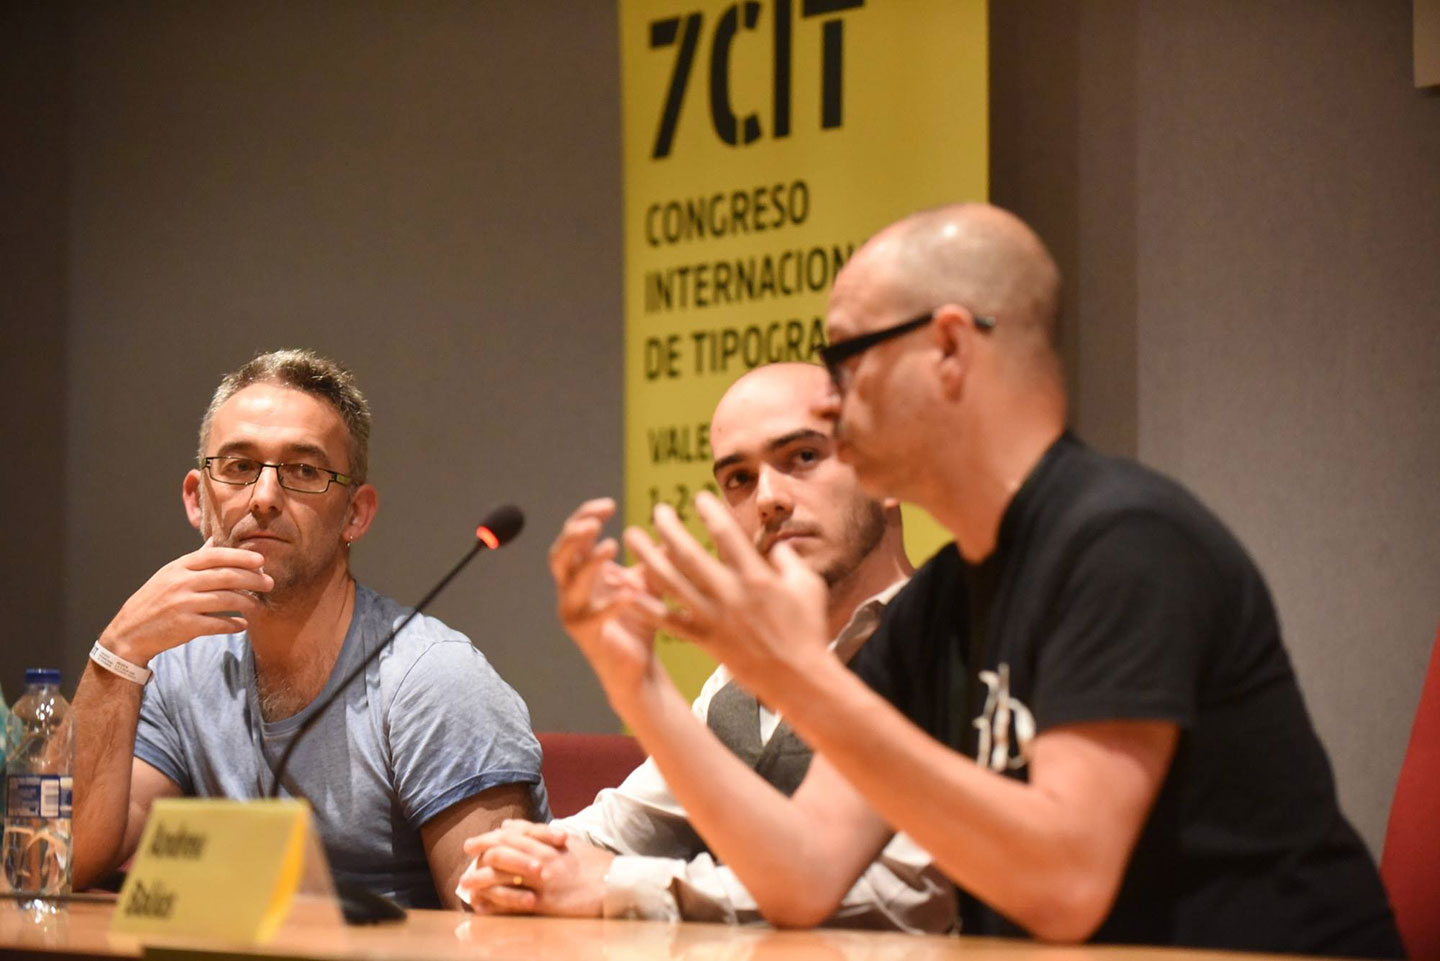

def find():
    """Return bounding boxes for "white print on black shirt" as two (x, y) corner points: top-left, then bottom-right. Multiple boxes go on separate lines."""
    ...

(973, 664), (1035, 772)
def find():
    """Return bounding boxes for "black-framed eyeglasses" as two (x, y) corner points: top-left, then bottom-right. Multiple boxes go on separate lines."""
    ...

(201, 455), (353, 494)
(819, 310), (996, 390)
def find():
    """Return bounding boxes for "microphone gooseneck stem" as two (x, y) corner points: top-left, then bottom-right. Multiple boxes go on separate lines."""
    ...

(267, 538), (487, 799)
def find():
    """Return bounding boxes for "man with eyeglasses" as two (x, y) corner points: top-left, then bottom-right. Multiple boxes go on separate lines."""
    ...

(70, 348), (547, 909)
(584, 205), (1402, 956)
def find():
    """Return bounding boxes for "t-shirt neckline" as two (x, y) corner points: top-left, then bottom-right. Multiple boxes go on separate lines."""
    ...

(248, 582), (368, 738)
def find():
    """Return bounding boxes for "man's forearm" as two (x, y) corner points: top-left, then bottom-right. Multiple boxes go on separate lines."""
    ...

(570, 684), (951, 931)
(70, 662), (146, 889)
(606, 669), (882, 927)
(606, 838), (955, 933)
(768, 654), (1170, 941)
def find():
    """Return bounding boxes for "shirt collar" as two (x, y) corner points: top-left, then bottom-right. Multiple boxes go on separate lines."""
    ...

(832, 577), (909, 664)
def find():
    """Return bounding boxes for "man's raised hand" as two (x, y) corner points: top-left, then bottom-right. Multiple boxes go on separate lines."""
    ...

(548, 498), (666, 697)
(622, 493), (830, 709)
(97, 538), (272, 666)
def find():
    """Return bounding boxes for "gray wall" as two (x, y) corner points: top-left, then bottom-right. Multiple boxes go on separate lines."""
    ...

(1132, 2), (1439, 857)
(992, 1), (1440, 856)
(3, 1), (1436, 858)
(9, 0), (625, 732)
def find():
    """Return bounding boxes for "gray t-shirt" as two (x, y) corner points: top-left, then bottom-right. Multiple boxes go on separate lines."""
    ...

(135, 583), (548, 907)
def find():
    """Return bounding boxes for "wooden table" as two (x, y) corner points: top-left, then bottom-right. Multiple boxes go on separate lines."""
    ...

(0, 897), (1321, 961)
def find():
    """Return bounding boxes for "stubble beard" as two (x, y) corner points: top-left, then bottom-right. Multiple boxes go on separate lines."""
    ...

(199, 499), (344, 611)
(819, 495), (888, 588)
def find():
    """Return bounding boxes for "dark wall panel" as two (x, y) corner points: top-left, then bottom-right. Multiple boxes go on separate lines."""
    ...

(0, 1), (68, 698)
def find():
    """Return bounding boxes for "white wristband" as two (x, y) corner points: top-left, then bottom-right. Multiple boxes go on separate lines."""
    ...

(89, 640), (152, 685)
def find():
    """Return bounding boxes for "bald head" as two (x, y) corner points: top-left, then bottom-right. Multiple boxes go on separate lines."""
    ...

(710, 362), (832, 441)
(818, 205), (1069, 511)
(834, 203), (1063, 380)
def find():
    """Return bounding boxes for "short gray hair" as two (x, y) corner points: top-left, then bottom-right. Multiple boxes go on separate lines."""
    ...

(197, 348), (371, 483)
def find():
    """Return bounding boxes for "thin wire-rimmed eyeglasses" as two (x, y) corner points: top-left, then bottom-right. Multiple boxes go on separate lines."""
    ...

(819, 310), (996, 390)
(200, 455), (353, 494)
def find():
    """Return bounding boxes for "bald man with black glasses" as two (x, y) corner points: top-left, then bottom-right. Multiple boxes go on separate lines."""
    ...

(560, 207), (1401, 957)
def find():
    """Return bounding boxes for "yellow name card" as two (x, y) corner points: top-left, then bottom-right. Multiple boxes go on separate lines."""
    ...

(112, 798), (330, 944)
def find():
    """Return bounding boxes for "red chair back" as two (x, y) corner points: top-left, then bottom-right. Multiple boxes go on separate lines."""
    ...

(538, 731), (647, 818)
(1381, 626), (1440, 961)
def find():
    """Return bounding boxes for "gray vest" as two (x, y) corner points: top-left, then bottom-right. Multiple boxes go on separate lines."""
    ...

(705, 679), (813, 797)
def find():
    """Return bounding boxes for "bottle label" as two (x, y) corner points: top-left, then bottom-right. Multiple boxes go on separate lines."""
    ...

(5, 774), (73, 819)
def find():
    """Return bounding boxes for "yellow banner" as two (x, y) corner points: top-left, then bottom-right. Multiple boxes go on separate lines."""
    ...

(620, 0), (988, 695)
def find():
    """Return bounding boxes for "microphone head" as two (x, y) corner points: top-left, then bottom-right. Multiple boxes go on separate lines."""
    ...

(476, 504), (524, 549)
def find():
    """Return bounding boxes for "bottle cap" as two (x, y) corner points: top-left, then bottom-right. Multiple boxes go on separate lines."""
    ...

(25, 668), (61, 686)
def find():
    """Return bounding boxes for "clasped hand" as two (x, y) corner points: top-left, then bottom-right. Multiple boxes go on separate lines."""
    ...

(458, 819), (613, 917)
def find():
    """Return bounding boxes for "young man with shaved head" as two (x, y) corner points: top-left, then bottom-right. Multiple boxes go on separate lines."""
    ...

(459, 363), (955, 932)
(585, 207), (1402, 956)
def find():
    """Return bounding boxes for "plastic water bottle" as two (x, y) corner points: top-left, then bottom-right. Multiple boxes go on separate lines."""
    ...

(3, 669), (74, 896)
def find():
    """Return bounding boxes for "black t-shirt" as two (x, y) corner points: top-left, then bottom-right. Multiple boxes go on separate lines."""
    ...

(851, 434), (1402, 958)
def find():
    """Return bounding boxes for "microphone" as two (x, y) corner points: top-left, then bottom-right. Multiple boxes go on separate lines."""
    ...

(267, 504), (525, 799)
